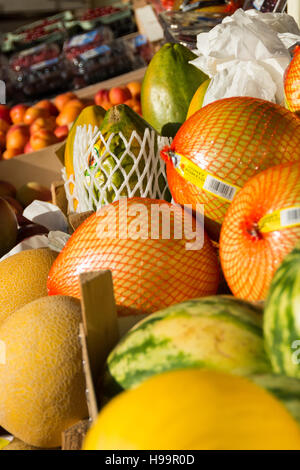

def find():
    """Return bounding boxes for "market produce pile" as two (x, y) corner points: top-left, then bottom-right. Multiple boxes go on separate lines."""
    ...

(1, 7), (300, 451)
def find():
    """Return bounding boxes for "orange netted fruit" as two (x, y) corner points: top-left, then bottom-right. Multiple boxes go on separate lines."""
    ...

(220, 162), (300, 301)
(284, 46), (300, 114)
(161, 97), (300, 241)
(47, 198), (219, 316)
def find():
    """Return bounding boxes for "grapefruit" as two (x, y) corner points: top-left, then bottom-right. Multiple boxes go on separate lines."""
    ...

(220, 162), (300, 301)
(47, 198), (219, 316)
(161, 97), (300, 240)
(284, 46), (300, 114)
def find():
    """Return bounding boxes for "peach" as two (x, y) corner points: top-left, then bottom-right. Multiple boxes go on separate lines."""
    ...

(2, 148), (22, 160)
(126, 81), (141, 100)
(23, 107), (49, 126)
(54, 125), (69, 141)
(10, 104), (29, 125)
(124, 99), (142, 115)
(0, 105), (11, 124)
(30, 129), (57, 151)
(24, 141), (34, 154)
(63, 99), (85, 112)
(94, 89), (110, 106)
(54, 92), (76, 112)
(109, 86), (132, 105)
(29, 116), (56, 135)
(6, 125), (29, 151)
(56, 106), (82, 127)
(35, 100), (58, 116)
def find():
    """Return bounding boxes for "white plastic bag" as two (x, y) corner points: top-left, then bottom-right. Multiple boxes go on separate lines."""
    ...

(191, 8), (300, 106)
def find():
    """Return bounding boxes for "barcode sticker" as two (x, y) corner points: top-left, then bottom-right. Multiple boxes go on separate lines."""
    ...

(171, 152), (240, 203)
(281, 207), (300, 227)
(258, 205), (300, 233)
(203, 175), (237, 202)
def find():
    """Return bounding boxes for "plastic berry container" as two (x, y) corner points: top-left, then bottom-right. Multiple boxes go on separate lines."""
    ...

(9, 43), (70, 99)
(63, 26), (114, 61)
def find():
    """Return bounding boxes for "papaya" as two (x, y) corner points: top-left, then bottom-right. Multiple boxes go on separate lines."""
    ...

(84, 104), (171, 207)
(61, 105), (106, 209)
(141, 43), (208, 137)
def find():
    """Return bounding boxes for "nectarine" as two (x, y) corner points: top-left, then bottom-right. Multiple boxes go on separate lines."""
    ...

(24, 107), (49, 126)
(0, 119), (10, 134)
(2, 148), (22, 160)
(29, 116), (56, 135)
(10, 104), (29, 125)
(109, 87), (131, 105)
(35, 100), (58, 116)
(56, 106), (82, 127)
(54, 92), (76, 112)
(54, 125), (69, 141)
(30, 129), (57, 151)
(95, 89), (110, 106)
(6, 125), (29, 151)
(126, 81), (141, 99)
(0, 105), (11, 124)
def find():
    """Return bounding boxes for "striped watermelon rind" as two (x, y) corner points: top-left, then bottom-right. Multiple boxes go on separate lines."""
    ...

(105, 296), (272, 393)
(264, 243), (300, 378)
(250, 374), (300, 425)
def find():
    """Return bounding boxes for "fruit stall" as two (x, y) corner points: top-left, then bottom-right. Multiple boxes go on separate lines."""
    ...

(1, 0), (300, 453)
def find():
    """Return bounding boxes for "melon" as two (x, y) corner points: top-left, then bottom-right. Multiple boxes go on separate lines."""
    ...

(104, 296), (271, 394)
(284, 46), (300, 114)
(250, 374), (300, 425)
(161, 97), (300, 240)
(0, 248), (57, 325)
(83, 369), (300, 450)
(264, 242), (300, 378)
(0, 295), (88, 448)
(47, 198), (219, 316)
(220, 162), (300, 301)
(141, 43), (208, 137)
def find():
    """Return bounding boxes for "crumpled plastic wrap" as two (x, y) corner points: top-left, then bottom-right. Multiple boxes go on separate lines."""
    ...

(190, 8), (300, 106)
(0, 201), (70, 262)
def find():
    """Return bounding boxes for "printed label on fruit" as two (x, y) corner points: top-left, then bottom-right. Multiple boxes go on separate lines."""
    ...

(171, 152), (239, 203)
(67, 30), (98, 48)
(258, 205), (300, 233)
(30, 57), (59, 70)
(80, 44), (110, 60)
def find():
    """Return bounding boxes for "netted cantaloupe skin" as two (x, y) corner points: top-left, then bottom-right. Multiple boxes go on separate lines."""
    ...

(0, 296), (88, 448)
(0, 248), (57, 325)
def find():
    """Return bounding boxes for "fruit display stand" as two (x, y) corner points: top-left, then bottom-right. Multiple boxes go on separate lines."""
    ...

(0, 66), (147, 190)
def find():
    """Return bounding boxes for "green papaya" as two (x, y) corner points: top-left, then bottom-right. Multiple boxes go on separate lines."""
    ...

(141, 43), (208, 137)
(85, 104), (171, 207)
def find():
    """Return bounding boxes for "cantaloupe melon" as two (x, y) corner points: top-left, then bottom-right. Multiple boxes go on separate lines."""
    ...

(0, 295), (88, 448)
(0, 248), (57, 325)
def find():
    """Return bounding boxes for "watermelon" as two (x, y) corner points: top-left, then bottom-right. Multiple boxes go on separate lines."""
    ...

(264, 243), (300, 378)
(250, 374), (300, 425)
(103, 296), (271, 394)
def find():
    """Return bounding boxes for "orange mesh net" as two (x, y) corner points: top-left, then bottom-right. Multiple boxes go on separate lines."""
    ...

(47, 198), (219, 316)
(284, 48), (300, 113)
(161, 97), (300, 241)
(220, 162), (300, 301)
